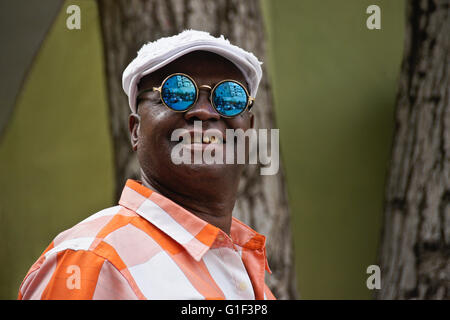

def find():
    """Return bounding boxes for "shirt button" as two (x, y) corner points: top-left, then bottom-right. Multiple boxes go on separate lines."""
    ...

(238, 282), (247, 291)
(217, 234), (225, 242)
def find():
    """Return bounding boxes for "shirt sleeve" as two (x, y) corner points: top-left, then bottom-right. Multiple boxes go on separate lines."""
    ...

(18, 249), (138, 300)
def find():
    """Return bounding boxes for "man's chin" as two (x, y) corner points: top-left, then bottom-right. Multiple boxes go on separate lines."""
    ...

(172, 161), (231, 174)
(167, 159), (244, 182)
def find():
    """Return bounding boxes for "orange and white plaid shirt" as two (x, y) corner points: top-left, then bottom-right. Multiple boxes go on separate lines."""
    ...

(18, 179), (275, 300)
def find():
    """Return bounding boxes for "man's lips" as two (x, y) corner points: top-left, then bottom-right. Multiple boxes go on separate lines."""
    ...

(178, 129), (226, 145)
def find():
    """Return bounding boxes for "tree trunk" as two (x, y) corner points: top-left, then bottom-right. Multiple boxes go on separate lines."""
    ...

(377, 0), (449, 299)
(97, 0), (298, 300)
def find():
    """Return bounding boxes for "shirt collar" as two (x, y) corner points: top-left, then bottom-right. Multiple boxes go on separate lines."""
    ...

(118, 179), (270, 271)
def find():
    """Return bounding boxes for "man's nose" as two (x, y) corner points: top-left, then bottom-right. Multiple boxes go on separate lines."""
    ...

(184, 87), (220, 122)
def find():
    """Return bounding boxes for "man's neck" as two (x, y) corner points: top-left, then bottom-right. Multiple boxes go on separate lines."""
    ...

(140, 172), (237, 235)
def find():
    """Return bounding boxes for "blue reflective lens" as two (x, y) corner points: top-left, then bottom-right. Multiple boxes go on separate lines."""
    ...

(213, 81), (248, 117)
(161, 75), (197, 111)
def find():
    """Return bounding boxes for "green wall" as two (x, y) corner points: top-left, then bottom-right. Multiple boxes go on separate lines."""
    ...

(0, 0), (404, 299)
(263, 0), (404, 298)
(0, 0), (115, 299)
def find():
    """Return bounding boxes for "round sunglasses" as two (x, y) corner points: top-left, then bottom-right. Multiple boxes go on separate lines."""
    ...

(137, 73), (254, 118)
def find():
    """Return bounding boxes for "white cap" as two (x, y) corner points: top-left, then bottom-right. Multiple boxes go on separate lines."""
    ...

(122, 29), (263, 113)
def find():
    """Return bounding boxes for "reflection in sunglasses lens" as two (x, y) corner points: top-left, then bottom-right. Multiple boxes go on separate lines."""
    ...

(213, 81), (248, 117)
(162, 75), (197, 111)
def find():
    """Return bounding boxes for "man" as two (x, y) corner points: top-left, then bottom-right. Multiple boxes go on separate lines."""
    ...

(18, 30), (275, 300)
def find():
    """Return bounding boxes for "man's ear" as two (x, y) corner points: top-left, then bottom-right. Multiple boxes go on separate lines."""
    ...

(129, 113), (140, 151)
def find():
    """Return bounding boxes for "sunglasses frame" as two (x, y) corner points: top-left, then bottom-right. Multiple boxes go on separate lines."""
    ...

(137, 72), (254, 118)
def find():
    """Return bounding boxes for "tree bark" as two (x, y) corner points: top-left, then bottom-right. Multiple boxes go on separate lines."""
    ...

(97, 0), (298, 299)
(377, 0), (449, 299)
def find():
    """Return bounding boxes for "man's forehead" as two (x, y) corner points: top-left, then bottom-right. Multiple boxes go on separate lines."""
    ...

(138, 51), (247, 89)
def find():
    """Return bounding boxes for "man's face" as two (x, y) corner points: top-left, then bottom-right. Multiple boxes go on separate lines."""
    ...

(129, 51), (254, 196)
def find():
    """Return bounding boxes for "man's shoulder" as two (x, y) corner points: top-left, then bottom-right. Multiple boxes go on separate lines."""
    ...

(43, 204), (169, 270)
(51, 205), (124, 250)
(49, 205), (151, 256)
(19, 205), (145, 300)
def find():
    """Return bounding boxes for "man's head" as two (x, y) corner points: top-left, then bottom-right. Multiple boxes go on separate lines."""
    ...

(122, 30), (263, 210)
(129, 50), (254, 197)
